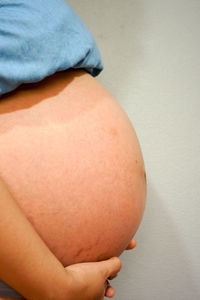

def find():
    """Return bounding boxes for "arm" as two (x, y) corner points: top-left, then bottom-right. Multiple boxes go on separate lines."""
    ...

(0, 176), (122, 300)
(0, 176), (69, 300)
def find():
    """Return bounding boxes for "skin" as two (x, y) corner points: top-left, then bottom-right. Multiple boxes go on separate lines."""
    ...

(0, 175), (122, 300)
(0, 243), (134, 300)
(0, 69), (146, 299)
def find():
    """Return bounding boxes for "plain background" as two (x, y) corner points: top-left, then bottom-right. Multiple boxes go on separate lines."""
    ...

(67, 1), (200, 299)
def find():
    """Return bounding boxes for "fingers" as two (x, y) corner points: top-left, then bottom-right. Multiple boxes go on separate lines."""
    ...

(108, 273), (118, 280)
(105, 280), (115, 298)
(101, 256), (122, 279)
(125, 238), (136, 250)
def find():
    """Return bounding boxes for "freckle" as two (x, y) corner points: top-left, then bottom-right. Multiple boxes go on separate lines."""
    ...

(135, 160), (138, 164)
(109, 127), (118, 136)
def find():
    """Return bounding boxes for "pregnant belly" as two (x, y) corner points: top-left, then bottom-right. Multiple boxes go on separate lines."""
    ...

(0, 69), (146, 267)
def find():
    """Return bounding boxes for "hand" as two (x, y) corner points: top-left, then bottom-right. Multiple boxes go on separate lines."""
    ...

(125, 238), (137, 250)
(64, 257), (122, 300)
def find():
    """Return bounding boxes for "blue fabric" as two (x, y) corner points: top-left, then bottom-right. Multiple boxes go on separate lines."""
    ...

(0, 0), (103, 97)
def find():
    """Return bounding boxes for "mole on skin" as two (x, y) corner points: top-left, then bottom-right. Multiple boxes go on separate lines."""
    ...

(0, 69), (147, 268)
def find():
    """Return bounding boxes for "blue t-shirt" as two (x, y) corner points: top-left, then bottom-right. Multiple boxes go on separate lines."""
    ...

(0, 0), (103, 97)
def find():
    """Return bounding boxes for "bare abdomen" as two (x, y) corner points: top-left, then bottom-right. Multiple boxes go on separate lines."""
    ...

(0, 70), (146, 267)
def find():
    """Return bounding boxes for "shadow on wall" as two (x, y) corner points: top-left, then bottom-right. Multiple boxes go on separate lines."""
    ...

(97, 0), (146, 97)
(114, 182), (200, 300)
(67, 0), (145, 98)
(66, 2), (200, 299)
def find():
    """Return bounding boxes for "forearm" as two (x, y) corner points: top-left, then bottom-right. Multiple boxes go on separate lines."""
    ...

(0, 176), (69, 300)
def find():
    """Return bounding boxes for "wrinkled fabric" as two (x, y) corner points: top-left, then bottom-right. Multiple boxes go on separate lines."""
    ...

(0, 0), (103, 96)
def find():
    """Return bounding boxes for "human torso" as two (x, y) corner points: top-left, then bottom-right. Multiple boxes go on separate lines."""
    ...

(0, 69), (146, 267)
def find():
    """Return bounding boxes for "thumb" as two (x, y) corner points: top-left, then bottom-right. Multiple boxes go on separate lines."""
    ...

(98, 256), (122, 279)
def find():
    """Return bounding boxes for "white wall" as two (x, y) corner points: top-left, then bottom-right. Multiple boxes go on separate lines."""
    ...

(67, 1), (200, 299)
